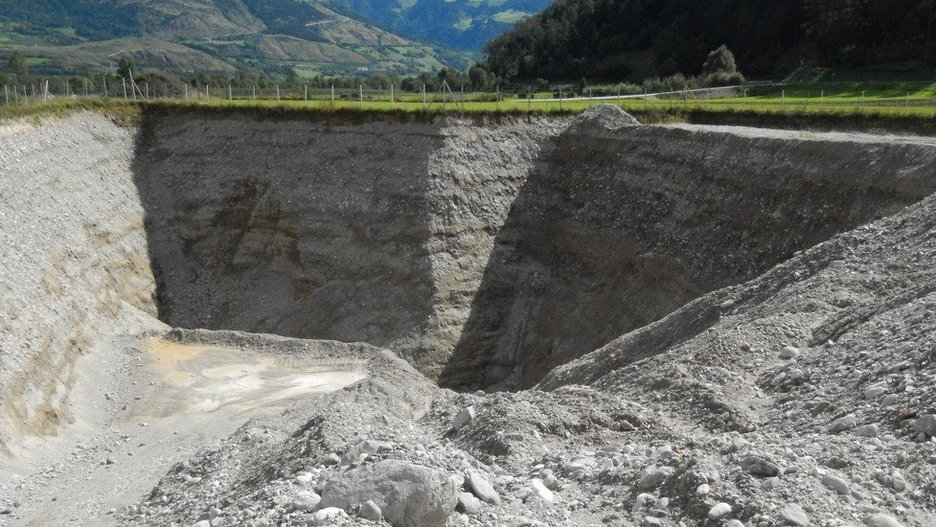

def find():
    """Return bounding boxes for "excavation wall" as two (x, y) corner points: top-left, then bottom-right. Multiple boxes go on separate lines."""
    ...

(0, 114), (158, 453)
(5, 108), (936, 451)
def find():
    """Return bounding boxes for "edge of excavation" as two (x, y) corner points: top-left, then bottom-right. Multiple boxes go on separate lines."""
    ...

(6, 98), (936, 135)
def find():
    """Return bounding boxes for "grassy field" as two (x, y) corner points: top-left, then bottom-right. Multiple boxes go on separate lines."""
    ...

(4, 86), (936, 133)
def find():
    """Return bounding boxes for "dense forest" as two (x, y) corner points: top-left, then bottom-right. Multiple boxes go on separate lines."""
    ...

(483, 0), (936, 82)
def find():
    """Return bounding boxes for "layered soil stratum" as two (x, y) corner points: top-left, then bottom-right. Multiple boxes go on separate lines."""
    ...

(0, 107), (934, 527)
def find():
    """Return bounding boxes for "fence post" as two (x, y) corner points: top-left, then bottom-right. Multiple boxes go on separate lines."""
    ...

(559, 87), (563, 111)
(184, 83), (188, 101)
(253, 85), (256, 100)
(276, 85), (280, 101)
(331, 85), (335, 103)
(359, 85), (363, 103)
(304, 84), (308, 101)
(422, 84), (426, 106)
(390, 84), (394, 104)
(206, 84), (210, 102)
(527, 86), (531, 112)
(229, 85), (232, 101)
(495, 85), (499, 111)
(146, 82), (149, 100)
(3, 85), (8, 106)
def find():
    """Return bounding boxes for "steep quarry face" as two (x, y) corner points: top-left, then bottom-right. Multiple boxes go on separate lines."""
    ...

(5, 108), (936, 453)
(132, 109), (936, 391)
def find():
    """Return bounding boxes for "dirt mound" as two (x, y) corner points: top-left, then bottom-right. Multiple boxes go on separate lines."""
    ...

(564, 103), (640, 135)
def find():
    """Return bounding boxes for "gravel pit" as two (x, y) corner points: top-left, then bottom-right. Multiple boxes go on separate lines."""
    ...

(4, 106), (936, 526)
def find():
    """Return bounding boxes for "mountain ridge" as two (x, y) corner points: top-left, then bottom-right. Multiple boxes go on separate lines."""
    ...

(0, 0), (547, 76)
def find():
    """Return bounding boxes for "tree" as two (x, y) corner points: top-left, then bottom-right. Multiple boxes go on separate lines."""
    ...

(284, 66), (300, 89)
(117, 56), (136, 79)
(701, 45), (738, 76)
(8, 51), (27, 78)
(700, 45), (744, 86)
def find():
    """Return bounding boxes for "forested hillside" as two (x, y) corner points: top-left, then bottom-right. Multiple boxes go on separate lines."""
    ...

(484, 0), (936, 81)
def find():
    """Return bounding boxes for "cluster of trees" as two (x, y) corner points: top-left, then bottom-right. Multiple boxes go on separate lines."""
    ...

(482, 0), (936, 82)
(1, 51), (502, 95)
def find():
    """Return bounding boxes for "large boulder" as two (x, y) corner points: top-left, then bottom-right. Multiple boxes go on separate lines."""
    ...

(319, 460), (458, 527)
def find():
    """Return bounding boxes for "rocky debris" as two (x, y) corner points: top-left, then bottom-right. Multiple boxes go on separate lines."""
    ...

(564, 104), (640, 136)
(319, 460), (458, 526)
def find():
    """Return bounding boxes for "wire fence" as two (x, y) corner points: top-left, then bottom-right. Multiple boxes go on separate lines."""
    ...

(0, 78), (758, 108)
(3, 79), (934, 113)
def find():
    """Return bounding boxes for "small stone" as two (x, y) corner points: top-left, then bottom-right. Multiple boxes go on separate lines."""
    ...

(358, 500), (382, 521)
(779, 503), (810, 526)
(829, 414), (859, 433)
(311, 507), (347, 526)
(288, 491), (321, 512)
(911, 414), (936, 437)
(632, 493), (655, 513)
(854, 424), (879, 437)
(456, 492), (483, 515)
(740, 455), (781, 477)
(453, 406), (476, 430)
(780, 346), (800, 359)
(761, 477), (781, 490)
(636, 466), (673, 491)
(529, 479), (554, 504)
(191, 522), (210, 527)
(821, 473), (849, 495)
(881, 395), (899, 406)
(708, 502), (732, 520)
(863, 385), (888, 399)
(865, 513), (903, 527)
(542, 473), (560, 490)
(467, 471), (500, 505)
(322, 453), (341, 466)
(695, 483), (711, 496)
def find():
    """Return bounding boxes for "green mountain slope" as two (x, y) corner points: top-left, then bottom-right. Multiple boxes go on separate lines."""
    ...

(329, 0), (551, 51)
(0, 0), (469, 75)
